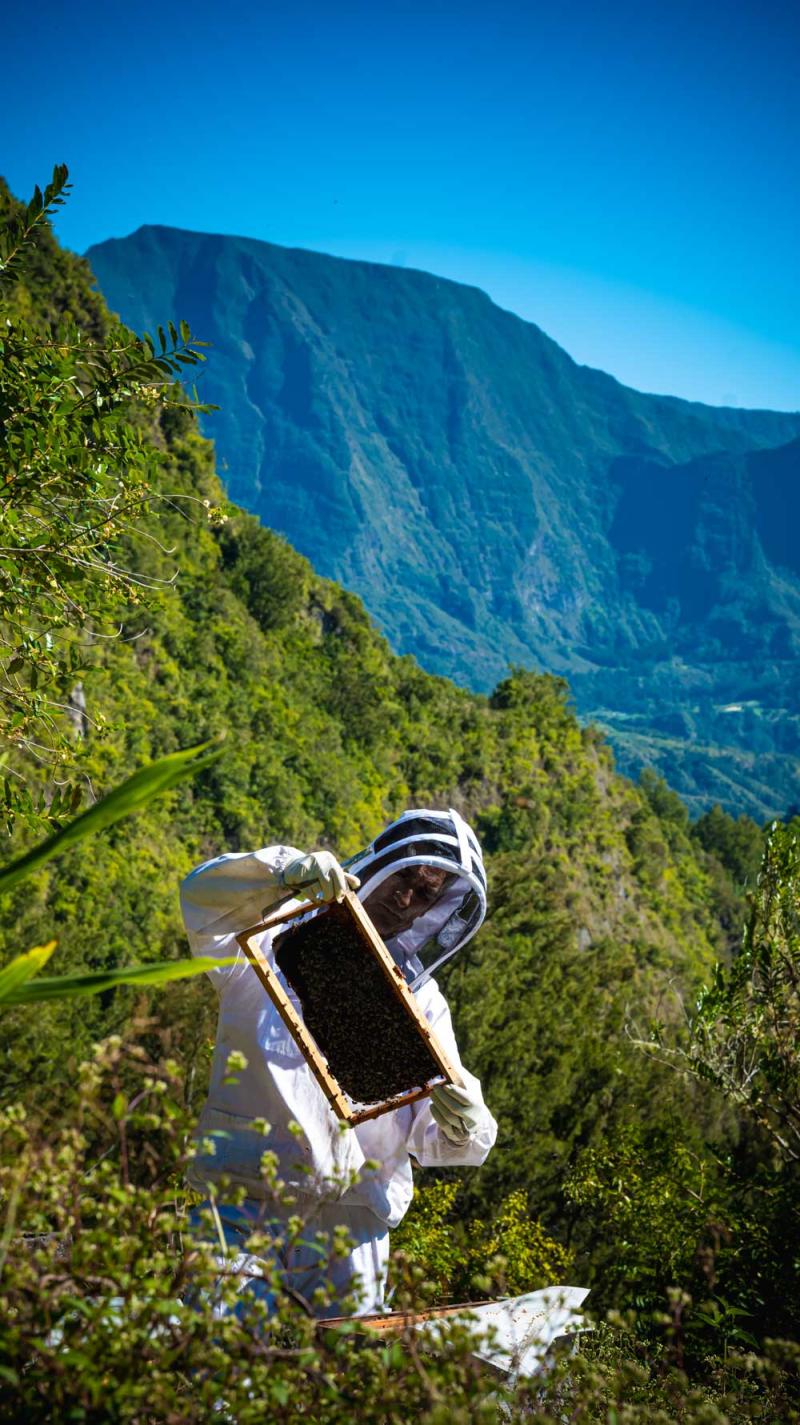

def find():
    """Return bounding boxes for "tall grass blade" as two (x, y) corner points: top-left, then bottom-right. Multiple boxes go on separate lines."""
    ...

(2, 955), (236, 1005)
(0, 739), (223, 896)
(0, 942), (57, 1002)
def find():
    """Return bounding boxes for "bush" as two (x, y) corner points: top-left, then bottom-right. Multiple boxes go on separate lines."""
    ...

(2, 1034), (797, 1423)
(392, 1180), (572, 1302)
(0, 1036), (514, 1422)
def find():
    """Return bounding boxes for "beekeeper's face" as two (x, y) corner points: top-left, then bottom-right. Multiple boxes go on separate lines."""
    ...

(363, 865), (450, 939)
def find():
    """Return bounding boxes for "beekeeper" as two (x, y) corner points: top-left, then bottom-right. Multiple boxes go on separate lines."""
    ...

(181, 807), (496, 1316)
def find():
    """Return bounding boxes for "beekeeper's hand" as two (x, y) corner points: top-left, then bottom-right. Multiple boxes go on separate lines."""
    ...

(430, 1081), (485, 1143)
(281, 850), (360, 904)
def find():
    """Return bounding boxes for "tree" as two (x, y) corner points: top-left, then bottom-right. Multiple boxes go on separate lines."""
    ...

(0, 170), (230, 1005)
(0, 166), (211, 832)
(688, 822), (800, 1163)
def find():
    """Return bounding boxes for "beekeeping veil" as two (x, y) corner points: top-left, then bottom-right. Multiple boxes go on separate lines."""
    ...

(346, 808), (487, 991)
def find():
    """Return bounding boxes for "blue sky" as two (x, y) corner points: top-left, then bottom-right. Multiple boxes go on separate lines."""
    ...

(4, 0), (799, 409)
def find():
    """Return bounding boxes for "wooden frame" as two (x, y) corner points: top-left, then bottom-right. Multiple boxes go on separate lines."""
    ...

(319, 1300), (492, 1334)
(235, 889), (463, 1125)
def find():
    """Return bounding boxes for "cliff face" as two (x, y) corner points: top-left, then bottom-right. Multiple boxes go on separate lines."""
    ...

(87, 225), (800, 815)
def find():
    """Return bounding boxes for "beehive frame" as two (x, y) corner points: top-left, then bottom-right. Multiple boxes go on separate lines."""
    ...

(235, 889), (463, 1124)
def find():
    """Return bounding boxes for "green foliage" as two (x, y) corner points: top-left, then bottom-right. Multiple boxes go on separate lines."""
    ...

(0, 175), (235, 1033)
(690, 804), (766, 954)
(0, 1039), (513, 1422)
(0, 736), (222, 894)
(565, 1124), (734, 1312)
(546, 1318), (800, 1423)
(0, 426), (726, 1120)
(691, 805), (764, 891)
(393, 1181), (572, 1302)
(639, 769), (690, 833)
(0, 164), (71, 280)
(0, 939), (56, 1001)
(625, 823), (800, 1342)
(1, 1037), (796, 1423)
(216, 518), (312, 632)
(635, 821), (800, 1164)
(0, 738), (231, 1006)
(691, 821), (800, 1162)
(0, 168), (211, 831)
(0, 952), (235, 1007)
(566, 1115), (800, 1354)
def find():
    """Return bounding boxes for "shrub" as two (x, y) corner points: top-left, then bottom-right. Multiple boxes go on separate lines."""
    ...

(0, 1043), (797, 1419)
(0, 1036), (516, 1423)
(392, 1180), (572, 1302)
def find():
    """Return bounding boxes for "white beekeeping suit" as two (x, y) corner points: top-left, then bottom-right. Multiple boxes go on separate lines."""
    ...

(181, 808), (496, 1316)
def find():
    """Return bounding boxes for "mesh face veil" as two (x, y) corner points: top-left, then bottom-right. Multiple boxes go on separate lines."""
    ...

(346, 809), (488, 990)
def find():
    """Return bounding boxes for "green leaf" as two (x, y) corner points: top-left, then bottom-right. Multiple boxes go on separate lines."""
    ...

(2, 955), (237, 1005)
(0, 738), (224, 896)
(0, 942), (57, 1003)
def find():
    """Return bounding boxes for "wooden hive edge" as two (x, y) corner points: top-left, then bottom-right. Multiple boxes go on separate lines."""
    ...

(235, 890), (463, 1124)
(235, 912), (355, 1123)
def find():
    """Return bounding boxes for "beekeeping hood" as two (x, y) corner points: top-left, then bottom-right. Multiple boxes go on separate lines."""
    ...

(346, 808), (487, 991)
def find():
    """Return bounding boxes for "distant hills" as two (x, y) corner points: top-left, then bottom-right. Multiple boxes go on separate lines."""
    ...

(87, 226), (800, 817)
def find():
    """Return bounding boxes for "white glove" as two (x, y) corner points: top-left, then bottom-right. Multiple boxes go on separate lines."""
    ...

(281, 850), (360, 904)
(429, 1081), (486, 1144)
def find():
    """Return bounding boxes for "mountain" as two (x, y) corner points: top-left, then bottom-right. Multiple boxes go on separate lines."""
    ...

(86, 226), (800, 818)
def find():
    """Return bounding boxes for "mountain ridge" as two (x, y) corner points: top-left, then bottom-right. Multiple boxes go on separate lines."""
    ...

(93, 223), (792, 421)
(91, 223), (800, 429)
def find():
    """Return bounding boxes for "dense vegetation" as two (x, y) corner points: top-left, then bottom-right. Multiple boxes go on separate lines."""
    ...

(1, 173), (798, 1419)
(88, 224), (800, 818)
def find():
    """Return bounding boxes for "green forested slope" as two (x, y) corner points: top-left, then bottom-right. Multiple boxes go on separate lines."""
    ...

(0, 181), (760, 1287)
(5, 177), (800, 1425)
(87, 225), (800, 817)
